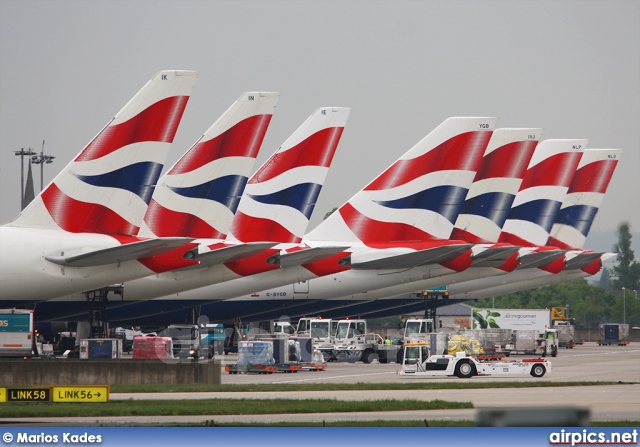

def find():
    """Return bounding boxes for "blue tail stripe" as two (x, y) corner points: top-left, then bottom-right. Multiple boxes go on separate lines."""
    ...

(554, 204), (599, 237)
(375, 185), (468, 224)
(508, 199), (562, 232)
(168, 175), (248, 212)
(248, 183), (322, 219)
(460, 192), (516, 227)
(75, 161), (163, 204)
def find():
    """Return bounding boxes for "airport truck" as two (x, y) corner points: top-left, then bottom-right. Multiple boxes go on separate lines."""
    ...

(0, 309), (35, 357)
(403, 318), (435, 342)
(201, 323), (225, 355)
(158, 324), (212, 359)
(398, 342), (551, 378)
(331, 319), (403, 363)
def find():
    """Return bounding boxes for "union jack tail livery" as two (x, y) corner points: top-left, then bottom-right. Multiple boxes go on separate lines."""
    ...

(228, 107), (351, 244)
(10, 70), (198, 236)
(307, 117), (498, 246)
(139, 92), (279, 239)
(547, 149), (621, 250)
(498, 139), (586, 247)
(451, 128), (542, 244)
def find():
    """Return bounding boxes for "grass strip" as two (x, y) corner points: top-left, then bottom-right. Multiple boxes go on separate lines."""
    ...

(110, 381), (624, 393)
(0, 398), (472, 418)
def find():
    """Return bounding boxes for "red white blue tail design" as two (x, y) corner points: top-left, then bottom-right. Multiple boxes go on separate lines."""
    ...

(451, 128), (541, 244)
(498, 139), (586, 247)
(307, 117), (497, 246)
(547, 149), (621, 250)
(228, 107), (350, 244)
(139, 92), (279, 239)
(10, 70), (197, 235)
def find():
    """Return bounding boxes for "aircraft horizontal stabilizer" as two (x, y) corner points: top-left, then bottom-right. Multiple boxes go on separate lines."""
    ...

(564, 251), (606, 270)
(195, 242), (279, 268)
(279, 246), (350, 268)
(471, 245), (521, 268)
(516, 250), (567, 270)
(351, 244), (473, 270)
(45, 237), (195, 267)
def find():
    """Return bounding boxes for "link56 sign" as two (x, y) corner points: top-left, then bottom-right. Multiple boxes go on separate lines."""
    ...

(53, 386), (109, 402)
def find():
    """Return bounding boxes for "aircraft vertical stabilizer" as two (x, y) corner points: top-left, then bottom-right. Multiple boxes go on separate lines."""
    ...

(139, 92), (279, 239)
(498, 139), (586, 247)
(307, 117), (498, 246)
(9, 70), (198, 235)
(228, 107), (351, 244)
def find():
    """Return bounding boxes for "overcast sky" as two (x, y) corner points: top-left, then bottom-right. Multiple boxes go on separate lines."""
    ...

(1, 0), (638, 256)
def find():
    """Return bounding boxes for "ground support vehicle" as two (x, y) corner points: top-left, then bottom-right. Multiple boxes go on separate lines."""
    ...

(448, 333), (506, 361)
(597, 324), (630, 346)
(330, 319), (403, 363)
(0, 309), (35, 357)
(201, 323), (225, 356)
(254, 337), (302, 373)
(554, 321), (576, 348)
(132, 336), (173, 359)
(296, 318), (336, 344)
(403, 318), (435, 343)
(225, 340), (277, 374)
(398, 343), (551, 378)
(551, 307), (576, 348)
(457, 329), (512, 358)
(293, 337), (326, 370)
(158, 324), (211, 359)
(506, 329), (558, 357)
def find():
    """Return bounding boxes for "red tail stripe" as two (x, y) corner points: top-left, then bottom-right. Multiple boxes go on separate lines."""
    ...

(450, 227), (492, 244)
(231, 211), (300, 243)
(518, 152), (583, 190)
(42, 183), (139, 235)
(249, 127), (344, 184)
(339, 202), (437, 245)
(143, 199), (225, 239)
(365, 131), (491, 191)
(169, 114), (273, 175)
(76, 96), (189, 162)
(567, 159), (618, 194)
(546, 236), (574, 250)
(473, 140), (538, 181)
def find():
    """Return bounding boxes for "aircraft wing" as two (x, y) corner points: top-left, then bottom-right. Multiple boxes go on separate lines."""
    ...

(279, 246), (350, 268)
(351, 244), (473, 270)
(45, 238), (195, 267)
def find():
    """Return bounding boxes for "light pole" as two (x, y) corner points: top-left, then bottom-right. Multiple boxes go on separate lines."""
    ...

(622, 287), (626, 325)
(30, 140), (55, 192)
(13, 147), (36, 209)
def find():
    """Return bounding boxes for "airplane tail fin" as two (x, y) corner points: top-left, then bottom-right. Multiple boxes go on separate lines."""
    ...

(498, 139), (586, 247)
(546, 149), (621, 250)
(306, 117), (497, 245)
(451, 128), (542, 244)
(9, 70), (197, 235)
(139, 92), (279, 239)
(228, 107), (351, 244)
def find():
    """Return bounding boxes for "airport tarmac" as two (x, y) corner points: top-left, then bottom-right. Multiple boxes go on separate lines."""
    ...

(1, 344), (638, 425)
